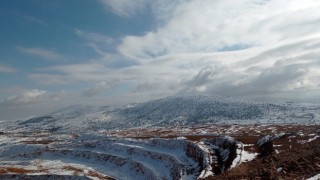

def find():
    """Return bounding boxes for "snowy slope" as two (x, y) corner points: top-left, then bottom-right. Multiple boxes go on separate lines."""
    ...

(15, 95), (320, 133)
(16, 105), (114, 133)
(0, 133), (210, 180)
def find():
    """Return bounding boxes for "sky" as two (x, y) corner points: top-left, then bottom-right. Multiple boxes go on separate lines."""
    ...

(1, 0), (320, 120)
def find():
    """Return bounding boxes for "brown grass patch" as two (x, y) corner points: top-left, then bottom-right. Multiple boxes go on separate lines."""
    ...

(0, 167), (47, 174)
(21, 140), (54, 145)
(63, 166), (83, 174)
(87, 171), (114, 180)
(0, 169), (7, 174)
(223, 162), (251, 177)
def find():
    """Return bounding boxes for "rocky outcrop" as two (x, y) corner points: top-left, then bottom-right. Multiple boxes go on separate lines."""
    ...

(257, 133), (287, 157)
(185, 142), (211, 175)
(204, 136), (241, 173)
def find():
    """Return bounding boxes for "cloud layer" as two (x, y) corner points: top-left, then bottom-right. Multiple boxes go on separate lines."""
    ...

(33, 0), (320, 101)
(100, 0), (148, 17)
(115, 0), (320, 102)
(0, 64), (16, 73)
(18, 47), (64, 61)
(2, 89), (66, 107)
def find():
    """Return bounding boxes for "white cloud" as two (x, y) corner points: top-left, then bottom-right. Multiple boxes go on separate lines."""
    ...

(118, 0), (320, 59)
(2, 89), (47, 106)
(18, 47), (64, 60)
(114, 0), (320, 102)
(0, 65), (16, 73)
(1, 89), (66, 106)
(100, 0), (148, 17)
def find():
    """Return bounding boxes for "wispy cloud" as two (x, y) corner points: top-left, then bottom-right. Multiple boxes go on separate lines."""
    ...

(99, 0), (148, 17)
(1, 89), (67, 106)
(18, 47), (64, 60)
(28, 73), (74, 85)
(29, 63), (113, 84)
(23, 15), (46, 25)
(75, 29), (113, 44)
(0, 89), (69, 120)
(0, 64), (16, 73)
(2, 89), (47, 106)
(75, 29), (114, 55)
(82, 81), (110, 97)
(118, 0), (320, 59)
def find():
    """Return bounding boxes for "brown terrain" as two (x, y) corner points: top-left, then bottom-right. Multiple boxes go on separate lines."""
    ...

(212, 138), (320, 179)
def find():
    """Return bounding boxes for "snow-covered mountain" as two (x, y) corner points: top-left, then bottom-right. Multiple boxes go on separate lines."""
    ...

(15, 95), (320, 133)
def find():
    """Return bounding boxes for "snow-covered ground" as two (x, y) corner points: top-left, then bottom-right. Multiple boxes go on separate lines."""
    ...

(231, 144), (258, 168)
(0, 133), (211, 180)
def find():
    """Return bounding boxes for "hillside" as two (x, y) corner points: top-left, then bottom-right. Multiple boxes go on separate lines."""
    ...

(12, 95), (320, 133)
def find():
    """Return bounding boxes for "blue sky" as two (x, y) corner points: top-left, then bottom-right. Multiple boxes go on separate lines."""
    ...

(0, 0), (152, 91)
(1, 0), (320, 120)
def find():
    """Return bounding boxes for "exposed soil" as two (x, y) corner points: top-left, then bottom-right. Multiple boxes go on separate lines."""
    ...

(21, 140), (54, 145)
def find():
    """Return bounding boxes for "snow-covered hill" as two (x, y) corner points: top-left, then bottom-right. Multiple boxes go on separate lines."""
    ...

(16, 105), (114, 133)
(13, 95), (320, 133)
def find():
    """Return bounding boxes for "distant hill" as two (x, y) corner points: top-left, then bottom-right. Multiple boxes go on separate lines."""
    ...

(17, 95), (320, 133)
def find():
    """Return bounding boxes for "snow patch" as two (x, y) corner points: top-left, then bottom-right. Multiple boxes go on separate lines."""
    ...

(307, 174), (320, 180)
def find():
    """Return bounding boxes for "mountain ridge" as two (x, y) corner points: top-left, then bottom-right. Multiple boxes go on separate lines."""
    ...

(16, 94), (320, 132)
